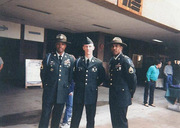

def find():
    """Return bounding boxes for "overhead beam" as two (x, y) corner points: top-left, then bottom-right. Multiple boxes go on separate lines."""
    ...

(88, 0), (180, 33)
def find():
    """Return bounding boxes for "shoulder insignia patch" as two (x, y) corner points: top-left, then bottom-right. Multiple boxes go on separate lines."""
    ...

(129, 67), (134, 74)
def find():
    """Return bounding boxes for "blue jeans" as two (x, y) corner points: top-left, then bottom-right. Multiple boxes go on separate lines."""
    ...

(63, 93), (73, 123)
(165, 75), (173, 89)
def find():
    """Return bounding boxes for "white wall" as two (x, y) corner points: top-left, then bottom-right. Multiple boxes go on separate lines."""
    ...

(105, 0), (118, 5)
(142, 0), (180, 30)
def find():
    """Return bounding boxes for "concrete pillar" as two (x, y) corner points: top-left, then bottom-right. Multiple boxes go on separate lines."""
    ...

(19, 24), (25, 63)
(18, 24), (25, 86)
(97, 33), (105, 61)
(96, 33), (109, 73)
(42, 29), (47, 58)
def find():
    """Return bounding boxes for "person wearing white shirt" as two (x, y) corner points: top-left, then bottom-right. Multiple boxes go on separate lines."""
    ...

(164, 60), (173, 90)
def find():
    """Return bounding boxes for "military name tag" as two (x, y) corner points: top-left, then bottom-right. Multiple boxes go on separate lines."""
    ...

(92, 67), (97, 72)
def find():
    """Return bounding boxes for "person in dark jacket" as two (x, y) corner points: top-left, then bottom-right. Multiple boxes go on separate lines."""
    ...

(39, 34), (74, 128)
(173, 60), (180, 85)
(108, 37), (137, 128)
(70, 37), (105, 128)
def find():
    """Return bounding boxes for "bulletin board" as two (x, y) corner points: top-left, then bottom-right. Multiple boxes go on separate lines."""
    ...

(25, 59), (42, 88)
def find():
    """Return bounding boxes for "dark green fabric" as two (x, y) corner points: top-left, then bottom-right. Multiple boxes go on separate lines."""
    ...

(165, 88), (180, 104)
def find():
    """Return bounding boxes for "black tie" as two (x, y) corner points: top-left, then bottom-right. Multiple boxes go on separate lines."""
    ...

(87, 59), (89, 67)
(59, 55), (62, 64)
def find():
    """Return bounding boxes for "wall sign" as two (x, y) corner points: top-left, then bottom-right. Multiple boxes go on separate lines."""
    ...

(118, 0), (143, 15)
(25, 59), (42, 88)
(0, 20), (21, 39)
(24, 25), (44, 42)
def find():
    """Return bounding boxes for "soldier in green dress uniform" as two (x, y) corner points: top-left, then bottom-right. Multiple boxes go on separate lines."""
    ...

(70, 37), (105, 128)
(39, 34), (74, 128)
(108, 37), (137, 128)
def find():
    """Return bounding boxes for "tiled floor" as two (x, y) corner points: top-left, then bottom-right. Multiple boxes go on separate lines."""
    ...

(0, 81), (179, 128)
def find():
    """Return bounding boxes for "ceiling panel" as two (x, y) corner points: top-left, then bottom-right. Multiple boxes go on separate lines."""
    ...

(0, 0), (180, 46)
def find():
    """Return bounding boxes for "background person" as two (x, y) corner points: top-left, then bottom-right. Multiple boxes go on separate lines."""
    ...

(0, 57), (4, 72)
(164, 60), (173, 90)
(173, 60), (180, 85)
(0, 57), (4, 84)
(61, 80), (75, 128)
(144, 59), (162, 107)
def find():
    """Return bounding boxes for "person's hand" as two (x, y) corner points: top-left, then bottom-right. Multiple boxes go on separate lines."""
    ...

(69, 92), (73, 96)
(0, 64), (3, 71)
(99, 83), (103, 87)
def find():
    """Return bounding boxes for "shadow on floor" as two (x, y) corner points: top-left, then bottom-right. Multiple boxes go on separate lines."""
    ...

(0, 110), (41, 127)
(97, 101), (108, 106)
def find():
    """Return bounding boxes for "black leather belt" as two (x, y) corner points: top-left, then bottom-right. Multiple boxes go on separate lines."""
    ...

(150, 79), (155, 82)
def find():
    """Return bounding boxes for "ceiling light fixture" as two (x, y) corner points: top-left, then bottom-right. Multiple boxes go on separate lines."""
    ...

(0, 14), (25, 21)
(17, 5), (51, 15)
(152, 39), (163, 43)
(92, 24), (111, 29)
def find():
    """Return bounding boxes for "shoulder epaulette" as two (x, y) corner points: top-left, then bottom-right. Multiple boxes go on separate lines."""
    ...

(123, 54), (134, 67)
(94, 57), (102, 63)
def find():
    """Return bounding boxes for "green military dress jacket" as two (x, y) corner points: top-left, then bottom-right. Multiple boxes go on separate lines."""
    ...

(40, 52), (74, 104)
(109, 53), (137, 107)
(73, 56), (105, 105)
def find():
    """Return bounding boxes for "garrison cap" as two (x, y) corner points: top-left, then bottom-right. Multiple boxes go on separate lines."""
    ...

(83, 37), (94, 45)
(56, 34), (71, 44)
(110, 37), (127, 47)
